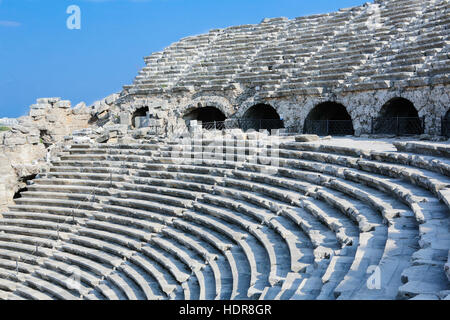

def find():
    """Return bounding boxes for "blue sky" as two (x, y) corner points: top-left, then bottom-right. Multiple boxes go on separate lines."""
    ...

(0, 0), (368, 118)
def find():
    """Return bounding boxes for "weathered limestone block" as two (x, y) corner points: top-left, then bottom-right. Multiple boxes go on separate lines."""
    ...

(45, 114), (58, 123)
(0, 143), (46, 213)
(295, 134), (320, 142)
(10, 125), (30, 134)
(73, 136), (94, 144)
(106, 125), (128, 135)
(72, 128), (93, 136)
(96, 133), (110, 143)
(26, 135), (40, 145)
(29, 108), (47, 118)
(445, 251), (450, 282)
(36, 97), (61, 105)
(120, 112), (131, 126)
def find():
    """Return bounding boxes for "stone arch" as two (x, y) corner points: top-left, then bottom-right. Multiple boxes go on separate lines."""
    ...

(243, 103), (282, 120)
(131, 106), (149, 128)
(304, 101), (354, 135)
(375, 97), (423, 135)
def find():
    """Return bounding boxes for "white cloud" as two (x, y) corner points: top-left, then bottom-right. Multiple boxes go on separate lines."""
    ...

(0, 21), (21, 27)
(81, 0), (154, 2)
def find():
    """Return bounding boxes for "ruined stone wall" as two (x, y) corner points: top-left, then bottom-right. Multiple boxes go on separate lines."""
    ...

(117, 84), (449, 136)
(27, 98), (92, 145)
(0, 95), (121, 213)
(117, 0), (449, 135)
(0, 143), (46, 213)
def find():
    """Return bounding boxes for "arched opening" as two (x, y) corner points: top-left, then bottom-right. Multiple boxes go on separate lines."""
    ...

(374, 98), (423, 135)
(183, 106), (226, 129)
(40, 130), (53, 148)
(242, 104), (284, 131)
(13, 174), (36, 200)
(379, 98), (418, 118)
(132, 107), (149, 129)
(442, 109), (450, 137)
(445, 109), (450, 121)
(304, 102), (354, 136)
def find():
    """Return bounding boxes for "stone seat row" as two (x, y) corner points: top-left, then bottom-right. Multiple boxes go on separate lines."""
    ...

(37, 166), (352, 298)
(71, 140), (450, 298)
(47, 146), (428, 298)
(42, 152), (370, 298)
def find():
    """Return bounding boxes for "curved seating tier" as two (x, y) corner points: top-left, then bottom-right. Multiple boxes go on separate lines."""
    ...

(0, 138), (448, 300)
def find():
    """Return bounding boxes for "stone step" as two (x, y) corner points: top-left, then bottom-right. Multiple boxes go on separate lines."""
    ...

(150, 236), (206, 300)
(40, 258), (101, 291)
(181, 210), (260, 297)
(160, 228), (223, 299)
(117, 263), (164, 300)
(127, 254), (177, 299)
(13, 283), (54, 300)
(22, 274), (80, 300)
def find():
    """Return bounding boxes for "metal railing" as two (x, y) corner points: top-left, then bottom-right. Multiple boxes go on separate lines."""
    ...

(284, 124), (302, 135)
(442, 118), (450, 137)
(303, 120), (354, 136)
(145, 125), (165, 136)
(371, 117), (424, 135)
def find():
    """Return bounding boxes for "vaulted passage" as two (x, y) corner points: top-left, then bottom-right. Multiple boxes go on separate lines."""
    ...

(13, 174), (37, 199)
(183, 107), (226, 129)
(374, 98), (423, 135)
(132, 107), (150, 128)
(380, 98), (419, 118)
(242, 104), (284, 131)
(304, 102), (354, 136)
(39, 130), (53, 148)
(444, 109), (450, 121)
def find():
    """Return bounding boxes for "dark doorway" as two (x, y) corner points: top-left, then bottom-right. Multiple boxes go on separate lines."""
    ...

(132, 107), (149, 128)
(39, 130), (53, 148)
(374, 98), (423, 135)
(13, 174), (36, 199)
(442, 109), (450, 137)
(183, 107), (226, 129)
(241, 104), (284, 131)
(379, 98), (418, 118)
(304, 102), (354, 136)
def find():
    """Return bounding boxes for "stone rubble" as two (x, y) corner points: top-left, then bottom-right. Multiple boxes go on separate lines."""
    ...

(116, 0), (449, 136)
